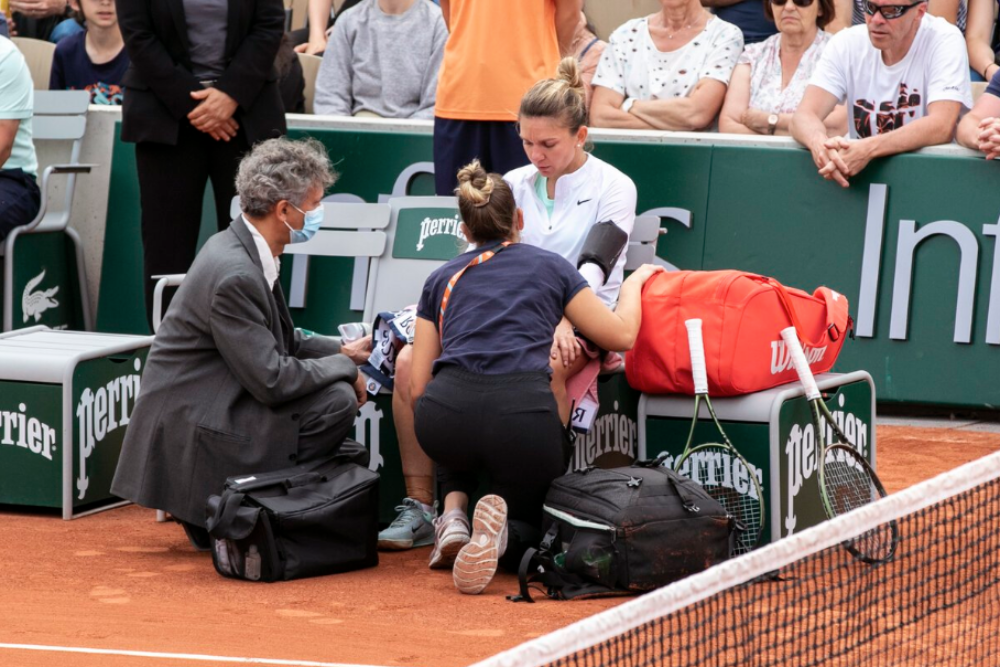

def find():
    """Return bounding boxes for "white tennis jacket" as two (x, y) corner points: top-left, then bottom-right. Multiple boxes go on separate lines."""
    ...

(505, 154), (637, 309)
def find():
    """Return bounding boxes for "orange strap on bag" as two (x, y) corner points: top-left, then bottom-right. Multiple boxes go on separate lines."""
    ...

(625, 270), (852, 397)
(438, 242), (511, 341)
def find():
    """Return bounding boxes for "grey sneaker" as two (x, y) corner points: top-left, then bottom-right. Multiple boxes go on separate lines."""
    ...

(453, 494), (508, 595)
(428, 509), (472, 569)
(378, 498), (437, 550)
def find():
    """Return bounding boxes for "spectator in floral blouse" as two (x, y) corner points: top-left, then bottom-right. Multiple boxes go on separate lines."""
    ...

(589, 0), (743, 131)
(719, 0), (846, 135)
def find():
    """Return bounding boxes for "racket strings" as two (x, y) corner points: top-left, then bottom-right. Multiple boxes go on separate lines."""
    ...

(823, 449), (895, 562)
(683, 444), (764, 556)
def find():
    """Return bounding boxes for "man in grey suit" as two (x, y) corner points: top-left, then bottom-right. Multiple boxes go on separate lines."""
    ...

(112, 137), (368, 549)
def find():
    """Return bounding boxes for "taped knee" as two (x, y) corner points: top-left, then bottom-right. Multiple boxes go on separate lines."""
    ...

(577, 221), (628, 285)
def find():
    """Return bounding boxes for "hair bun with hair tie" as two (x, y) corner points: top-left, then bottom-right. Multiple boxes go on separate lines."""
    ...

(472, 194), (492, 208)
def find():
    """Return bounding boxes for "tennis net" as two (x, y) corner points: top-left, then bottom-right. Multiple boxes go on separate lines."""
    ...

(472, 449), (1000, 667)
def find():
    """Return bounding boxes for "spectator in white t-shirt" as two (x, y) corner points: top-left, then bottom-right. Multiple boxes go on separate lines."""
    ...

(589, 0), (743, 131)
(791, 0), (971, 187)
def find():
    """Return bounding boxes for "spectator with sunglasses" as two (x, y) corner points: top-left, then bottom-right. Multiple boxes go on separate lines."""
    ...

(791, 0), (971, 186)
(827, 0), (965, 36)
(720, 0), (847, 135)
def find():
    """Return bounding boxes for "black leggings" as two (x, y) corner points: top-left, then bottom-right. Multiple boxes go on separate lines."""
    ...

(414, 367), (568, 569)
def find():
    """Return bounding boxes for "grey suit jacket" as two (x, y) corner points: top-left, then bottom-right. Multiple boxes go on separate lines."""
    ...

(112, 218), (358, 525)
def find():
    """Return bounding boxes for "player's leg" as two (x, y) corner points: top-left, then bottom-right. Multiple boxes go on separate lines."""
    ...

(378, 344), (437, 550)
(550, 351), (589, 425)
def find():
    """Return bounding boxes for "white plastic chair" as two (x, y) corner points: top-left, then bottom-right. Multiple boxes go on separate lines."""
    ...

(2, 90), (95, 331)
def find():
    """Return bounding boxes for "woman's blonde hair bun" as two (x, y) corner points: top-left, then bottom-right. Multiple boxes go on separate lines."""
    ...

(519, 57), (588, 131)
(455, 159), (495, 208)
(555, 56), (585, 98)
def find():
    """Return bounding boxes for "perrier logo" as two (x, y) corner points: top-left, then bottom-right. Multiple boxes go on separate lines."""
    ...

(1, 403), (57, 461)
(416, 215), (465, 252)
(75, 357), (144, 499)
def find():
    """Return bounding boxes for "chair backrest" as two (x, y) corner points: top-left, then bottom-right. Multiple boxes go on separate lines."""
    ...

(624, 214), (664, 270)
(297, 53), (323, 114)
(290, 0), (309, 30)
(11, 37), (56, 90)
(585, 1), (660, 39)
(28, 90), (90, 233)
(973, 81), (989, 103)
(228, 197), (391, 308)
(363, 196), (463, 322)
(32, 89), (90, 142)
(228, 197), (390, 258)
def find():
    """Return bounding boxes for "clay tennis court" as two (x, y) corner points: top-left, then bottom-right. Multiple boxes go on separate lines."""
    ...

(1, 422), (998, 667)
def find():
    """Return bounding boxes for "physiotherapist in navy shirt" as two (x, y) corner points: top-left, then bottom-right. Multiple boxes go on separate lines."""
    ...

(408, 159), (663, 596)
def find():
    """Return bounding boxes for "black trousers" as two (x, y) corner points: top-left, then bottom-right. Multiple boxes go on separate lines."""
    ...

(185, 380), (365, 533)
(291, 381), (366, 467)
(134, 122), (251, 327)
(0, 168), (42, 241)
(414, 366), (568, 570)
(433, 118), (530, 196)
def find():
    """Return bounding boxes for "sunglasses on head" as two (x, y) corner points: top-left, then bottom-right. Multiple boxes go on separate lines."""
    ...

(771, 0), (816, 7)
(863, 0), (925, 19)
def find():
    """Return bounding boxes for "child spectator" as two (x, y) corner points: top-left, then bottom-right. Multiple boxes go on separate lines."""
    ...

(313, 0), (446, 118)
(49, 0), (127, 104)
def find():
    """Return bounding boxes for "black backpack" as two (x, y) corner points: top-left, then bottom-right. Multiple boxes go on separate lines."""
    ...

(205, 454), (379, 582)
(511, 457), (738, 602)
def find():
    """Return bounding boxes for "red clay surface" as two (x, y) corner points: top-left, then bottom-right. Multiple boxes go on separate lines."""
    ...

(1, 424), (997, 667)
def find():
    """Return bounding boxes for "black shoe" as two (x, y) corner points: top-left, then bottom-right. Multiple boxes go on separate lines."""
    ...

(179, 520), (212, 552)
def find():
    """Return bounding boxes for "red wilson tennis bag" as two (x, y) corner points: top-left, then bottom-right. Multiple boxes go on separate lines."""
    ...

(625, 270), (851, 396)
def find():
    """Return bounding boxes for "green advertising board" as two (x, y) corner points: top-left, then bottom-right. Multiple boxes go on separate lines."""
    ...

(352, 392), (405, 525)
(640, 371), (874, 547)
(645, 410), (776, 544)
(5, 232), (86, 331)
(392, 208), (466, 260)
(0, 381), (63, 507)
(97, 125), (998, 407)
(71, 350), (150, 512)
(569, 373), (643, 471)
(776, 377), (874, 540)
(0, 329), (153, 518)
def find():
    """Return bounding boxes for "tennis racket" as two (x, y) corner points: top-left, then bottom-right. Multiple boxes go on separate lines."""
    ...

(780, 326), (898, 564)
(673, 318), (765, 556)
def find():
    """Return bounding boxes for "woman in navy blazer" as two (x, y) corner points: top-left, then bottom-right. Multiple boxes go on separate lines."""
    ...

(116, 0), (287, 324)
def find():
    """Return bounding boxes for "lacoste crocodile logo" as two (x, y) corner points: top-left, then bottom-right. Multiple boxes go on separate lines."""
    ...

(22, 269), (60, 323)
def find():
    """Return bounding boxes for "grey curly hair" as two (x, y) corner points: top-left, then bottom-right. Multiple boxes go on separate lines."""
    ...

(236, 137), (337, 217)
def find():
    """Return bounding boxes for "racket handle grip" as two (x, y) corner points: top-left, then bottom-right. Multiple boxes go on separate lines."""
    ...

(780, 326), (821, 401)
(685, 318), (709, 395)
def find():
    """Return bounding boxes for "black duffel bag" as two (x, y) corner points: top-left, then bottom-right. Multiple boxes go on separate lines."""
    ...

(205, 455), (379, 582)
(512, 457), (738, 601)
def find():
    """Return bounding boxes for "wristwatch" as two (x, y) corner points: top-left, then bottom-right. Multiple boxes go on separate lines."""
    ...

(767, 114), (779, 135)
(621, 98), (636, 114)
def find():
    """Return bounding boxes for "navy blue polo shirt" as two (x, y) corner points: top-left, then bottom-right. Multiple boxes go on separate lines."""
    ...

(417, 242), (588, 375)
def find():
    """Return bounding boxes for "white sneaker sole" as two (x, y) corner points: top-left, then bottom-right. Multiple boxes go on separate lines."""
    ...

(453, 495), (508, 595)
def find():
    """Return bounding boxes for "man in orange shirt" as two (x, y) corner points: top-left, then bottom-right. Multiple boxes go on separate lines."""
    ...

(433, 0), (581, 196)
